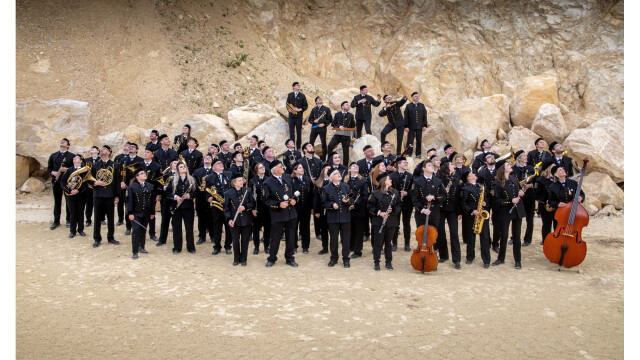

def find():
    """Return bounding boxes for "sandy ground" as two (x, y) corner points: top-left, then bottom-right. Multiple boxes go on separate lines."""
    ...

(16, 191), (623, 359)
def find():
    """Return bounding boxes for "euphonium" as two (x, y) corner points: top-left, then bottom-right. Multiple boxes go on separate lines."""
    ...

(473, 185), (490, 235)
(205, 186), (224, 211)
(64, 165), (91, 195)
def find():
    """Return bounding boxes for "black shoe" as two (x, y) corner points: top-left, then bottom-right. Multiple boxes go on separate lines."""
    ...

(66, 221), (71, 228)
(404, 245), (411, 252)
(116, 221), (123, 226)
(132, 253), (138, 259)
(515, 262), (522, 269)
(125, 229), (131, 235)
(264, 248), (270, 254)
(101, 220), (106, 225)
(302, 249), (309, 254)
(212, 249), (220, 255)
(385, 263), (393, 270)
(266, 261), (274, 267)
(50, 223), (59, 230)
(293, 249), (297, 254)
(196, 237), (205, 245)
(172, 249), (179, 254)
(253, 248), (259, 255)
(343, 261), (350, 268)
(286, 261), (298, 268)
(225, 249), (232, 255)
(139, 248), (148, 254)
(392, 245), (397, 251)
(540, 240), (544, 245)
(491, 259), (504, 266)
(241, 262), (247, 266)
(522, 242), (531, 247)
(328, 260), (337, 267)
(438, 258), (447, 263)
(85, 220), (91, 226)
(68, 233), (75, 238)
(508, 238), (513, 245)
(150, 235), (159, 242)
(318, 249), (328, 255)
(455, 262), (461, 269)
(350, 253), (361, 259)
(465, 259), (473, 265)
(492, 245), (499, 253)
(156, 241), (165, 247)
(108, 239), (119, 245)
(374, 263), (380, 271)
(484, 263), (490, 269)
(78, 231), (86, 237)
(188, 249), (196, 254)
(92, 241), (99, 248)
(416, 155), (422, 159)
(233, 261), (239, 266)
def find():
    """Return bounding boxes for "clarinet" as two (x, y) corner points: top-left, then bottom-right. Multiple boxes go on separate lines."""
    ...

(379, 193), (396, 233)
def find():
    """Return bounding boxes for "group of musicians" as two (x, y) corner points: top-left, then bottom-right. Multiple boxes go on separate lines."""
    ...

(46, 84), (585, 270)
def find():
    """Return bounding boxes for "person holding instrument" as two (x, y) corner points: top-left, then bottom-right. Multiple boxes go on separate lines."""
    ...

(286, 82), (308, 150)
(344, 162), (369, 259)
(308, 97), (332, 161)
(327, 101), (356, 165)
(379, 94), (408, 155)
(322, 168), (353, 268)
(350, 85), (381, 138)
(224, 174), (256, 266)
(126, 167), (155, 259)
(91, 145), (122, 248)
(491, 160), (525, 269)
(368, 172), (402, 271)
(535, 162), (557, 245)
(47, 138), (75, 230)
(167, 162), (196, 255)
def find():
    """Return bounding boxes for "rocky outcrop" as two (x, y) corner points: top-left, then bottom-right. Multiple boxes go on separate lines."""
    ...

(581, 172), (624, 210)
(228, 104), (280, 138)
(238, 116), (290, 156)
(168, 114), (237, 150)
(20, 177), (45, 193)
(507, 126), (541, 153)
(350, 135), (382, 164)
(16, 155), (31, 189)
(531, 103), (568, 143)
(510, 75), (559, 129)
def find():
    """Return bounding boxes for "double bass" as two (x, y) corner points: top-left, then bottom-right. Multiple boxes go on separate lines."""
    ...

(543, 159), (589, 268)
(411, 200), (438, 273)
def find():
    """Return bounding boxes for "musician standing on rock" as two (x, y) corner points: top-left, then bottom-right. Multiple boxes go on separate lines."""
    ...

(379, 94), (407, 155)
(287, 82), (308, 150)
(47, 138), (75, 230)
(350, 85), (381, 138)
(403, 92), (427, 158)
(308, 96), (332, 161)
(328, 101), (356, 165)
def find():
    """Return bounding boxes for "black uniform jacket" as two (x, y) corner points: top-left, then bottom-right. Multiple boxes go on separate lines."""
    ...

(322, 182), (352, 224)
(368, 189), (403, 227)
(126, 181), (155, 217)
(223, 187), (256, 227)
(263, 173), (298, 222)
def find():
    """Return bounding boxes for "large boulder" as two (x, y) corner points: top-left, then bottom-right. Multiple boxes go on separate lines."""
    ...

(581, 172), (624, 210)
(16, 99), (95, 165)
(20, 177), (45, 193)
(16, 155), (32, 189)
(531, 103), (568, 143)
(228, 104), (280, 138)
(422, 123), (448, 157)
(507, 126), (540, 153)
(564, 117), (624, 183)
(350, 135), (382, 163)
(238, 116), (290, 156)
(328, 88), (360, 113)
(443, 94), (510, 155)
(167, 114), (236, 150)
(510, 75), (559, 129)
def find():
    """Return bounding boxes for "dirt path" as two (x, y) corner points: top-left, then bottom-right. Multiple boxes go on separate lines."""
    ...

(16, 193), (623, 359)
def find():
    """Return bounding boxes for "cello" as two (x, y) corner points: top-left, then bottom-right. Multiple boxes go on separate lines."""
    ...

(411, 200), (439, 273)
(543, 159), (589, 268)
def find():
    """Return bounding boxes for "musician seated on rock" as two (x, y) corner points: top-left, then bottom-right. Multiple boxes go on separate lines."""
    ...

(367, 172), (402, 271)
(224, 174), (256, 266)
(548, 141), (574, 177)
(351, 84), (382, 138)
(327, 101), (356, 165)
(283, 139), (302, 175)
(126, 167), (155, 259)
(47, 137), (75, 230)
(60, 154), (88, 238)
(309, 96), (332, 161)
(460, 171), (491, 268)
(167, 162), (196, 255)
(374, 141), (397, 172)
(322, 168), (353, 268)
(287, 81), (308, 150)
(379, 94), (407, 155)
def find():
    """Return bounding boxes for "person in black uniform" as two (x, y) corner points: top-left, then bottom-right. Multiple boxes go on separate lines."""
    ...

(350, 85), (382, 138)
(180, 138), (203, 175)
(91, 145), (121, 248)
(60, 154), (89, 238)
(368, 172), (403, 270)
(114, 142), (130, 168)
(119, 143), (143, 234)
(476, 153), (500, 254)
(374, 141), (398, 172)
(308, 96), (332, 161)
(322, 168), (353, 268)
(257, 146), (277, 174)
(146, 129), (161, 153)
(282, 139), (302, 175)
(491, 160), (526, 269)
(356, 145), (376, 177)
(224, 174), (256, 266)
(291, 163), (314, 253)
(327, 151), (347, 179)
(47, 138), (75, 230)
(228, 151), (246, 178)
(126, 167), (155, 259)
(460, 171), (492, 268)
(156, 160), (177, 247)
(548, 141), (574, 177)
(452, 152), (471, 178)
(286, 82), (309, 150)
(217, 140), (232, 169)
(412, 148), (438, 178)
(436, 161), (463, 268)
(527, 138), (552, 167)
(207, 143), (220, 160)
(472, 139), (500, 173)
(403, 92), (427, 158)
(313, 164), (332, 254)
(205, 158), (232, 255)
(264, 160), (299, 267)
(141, 146), (162, 241)
(193, 154), (214, 245)
(173, 124), (192, 154)
(328, 101), (356, 165)
(441, 144), (455, 164)
(379, 95), (408, 155)
(250, 162), (271, 254)
(547, 165), (585, 218)
(153, 134), (179, 170)
(113, 141), (130, 228)
(296, 142), (323, 182)
(535, 162), (557, 245)
(344, 163), (369, 258)
(411, 160), (445, 231)
(389, 157), (413, 251)
(84, 146), (100, 226)
(511, 150), (536, 246)
(166, 162), (196, 254)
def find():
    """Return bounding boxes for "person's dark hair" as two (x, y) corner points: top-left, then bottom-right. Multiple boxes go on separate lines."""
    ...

(151, 129), (159, 136)
(496, 164), (508, 187)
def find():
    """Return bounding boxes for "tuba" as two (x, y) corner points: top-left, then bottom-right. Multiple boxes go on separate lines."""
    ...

(64, 165), (91, 195)
(205, 186), (224, 211)
(473, 185), (490, 234)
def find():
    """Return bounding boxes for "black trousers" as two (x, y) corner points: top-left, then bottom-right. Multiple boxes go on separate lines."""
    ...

(172, 207), (195, 252)
(328, 222), (351, 263)
(252, 204), (271, 250)
(267, 218), (297, 263)
(461, 214), (491, 264)
(372, 225), (394, 264)
(522, 200), (535, 243)
(85, 189), (93, 222)
(66, 196), (86, 235)
(93, 197), (115, 242)
(309, 130), (327, 161)
(349, 216), (366, 254)
(437, 210), (461, 263)
(52, 181), (70, 224)
(296, 206), (311, 250)
(148, 210), (157, 237)
(355, 119), (372, 138)
(196, 198), (213, 241)
(159, 198), (173, 243)
(288, 117), (303, 150)
(497, 209), (522, 262)
(317, 212), (329, 251)
(363, 212), (371, 237)
(406, 129), (423, 157)
(117, 193), (125, 223)
(211, 207), (228, 251)
(131, 215), (148, 253)
(380, 123), (404, 154)
(538, 204), (556, 245)
(392, 204), (412, 248)
(491, 209), (501, 248)
(232, 224), (252, 263)
(327, 135), (351, 165)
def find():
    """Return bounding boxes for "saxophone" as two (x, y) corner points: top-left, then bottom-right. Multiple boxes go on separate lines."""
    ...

(473, 185), (490, 235)
(205, 186), (224, 211)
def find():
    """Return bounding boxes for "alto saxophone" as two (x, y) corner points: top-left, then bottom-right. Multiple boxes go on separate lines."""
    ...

(473, 185), (490, 235)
